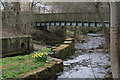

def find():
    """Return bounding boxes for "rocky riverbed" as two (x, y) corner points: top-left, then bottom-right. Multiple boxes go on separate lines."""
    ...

(56, 33), (111, 78)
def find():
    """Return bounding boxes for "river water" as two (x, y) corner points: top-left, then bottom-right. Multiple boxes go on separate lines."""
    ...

(57, 33), (111, 78)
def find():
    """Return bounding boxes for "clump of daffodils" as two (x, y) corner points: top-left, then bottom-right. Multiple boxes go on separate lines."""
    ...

(32, 52), (48, 62)
(32, 53), (48, 58)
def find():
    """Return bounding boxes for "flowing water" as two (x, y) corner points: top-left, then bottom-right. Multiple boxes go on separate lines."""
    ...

(57, 33), (111, 78)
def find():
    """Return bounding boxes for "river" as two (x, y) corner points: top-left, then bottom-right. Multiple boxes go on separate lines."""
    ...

(56, 33), (111, 78)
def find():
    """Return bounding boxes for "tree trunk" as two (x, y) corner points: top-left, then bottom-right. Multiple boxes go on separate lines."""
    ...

(13, 2), (21, 35)
(110, 2), (120, 78)
(94, 3), (110, 47)
(73, 26), (77, 43)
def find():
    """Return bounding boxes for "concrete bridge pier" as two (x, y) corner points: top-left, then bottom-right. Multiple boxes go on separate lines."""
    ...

(95, 22), (97, 27)
(88, 22), (90, 27)
(82, 22), (84, 26)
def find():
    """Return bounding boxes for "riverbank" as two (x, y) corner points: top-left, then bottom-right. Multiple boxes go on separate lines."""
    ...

(0, 48), (63, 79)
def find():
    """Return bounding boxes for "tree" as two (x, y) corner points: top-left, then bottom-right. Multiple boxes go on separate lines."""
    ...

(13, 2), (21, 34)
(94, 2), (110, 47)
(1, 2), (33, 36)
(110, 2), (120, 78)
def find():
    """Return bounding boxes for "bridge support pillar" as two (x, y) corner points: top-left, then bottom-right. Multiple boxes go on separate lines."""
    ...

(88, 22), (90, 27)
(82, 22), (84, 26)
(95, 22), (97, 27)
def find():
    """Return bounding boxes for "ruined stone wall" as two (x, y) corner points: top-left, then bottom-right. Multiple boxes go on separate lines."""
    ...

(18, 57), (63, 78)
(1, 35), (33, 57)
(50, 38), (75, 60)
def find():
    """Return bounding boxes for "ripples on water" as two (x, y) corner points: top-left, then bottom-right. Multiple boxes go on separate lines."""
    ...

(75, 34), (105, 50)
(57, 34), (110, 78)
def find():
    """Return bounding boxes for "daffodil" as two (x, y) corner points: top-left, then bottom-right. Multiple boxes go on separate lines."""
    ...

(32, 52), (48, 62)
(39, 56), (42, 57)
(41, 53), (43, 55)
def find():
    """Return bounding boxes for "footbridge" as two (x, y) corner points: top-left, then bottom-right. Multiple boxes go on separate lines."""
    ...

(34, 12), (110, 27)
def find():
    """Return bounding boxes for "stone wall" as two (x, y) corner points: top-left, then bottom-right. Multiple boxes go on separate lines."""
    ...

(1, 35), (33, 57)
(50, 38), (75, 60)
(18, 57), (63, 79)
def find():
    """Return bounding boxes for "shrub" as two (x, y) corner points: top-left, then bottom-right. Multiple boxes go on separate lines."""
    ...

(40, 48), (51, 53)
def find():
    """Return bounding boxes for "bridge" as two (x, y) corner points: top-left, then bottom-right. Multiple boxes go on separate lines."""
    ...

(34, 12), (110, 27)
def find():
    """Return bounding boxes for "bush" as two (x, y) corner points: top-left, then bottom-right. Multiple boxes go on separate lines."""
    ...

(40, 48), (51, 53)
(77, 26), (101, 35)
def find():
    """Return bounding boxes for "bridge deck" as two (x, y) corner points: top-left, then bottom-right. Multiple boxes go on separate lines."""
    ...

(34, 12), (110, 22)
(34, 12), (110, 27)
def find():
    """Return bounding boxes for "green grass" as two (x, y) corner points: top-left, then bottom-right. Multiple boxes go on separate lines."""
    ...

(0, 54), (34, 66)
(2, 61), (45, 78)
(0, 48), (52, 79)
(0, 48), (51, 66)
(39, 48), (51, 53)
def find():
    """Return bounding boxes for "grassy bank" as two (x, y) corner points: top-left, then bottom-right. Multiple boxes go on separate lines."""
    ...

(0, 48), (51, 79)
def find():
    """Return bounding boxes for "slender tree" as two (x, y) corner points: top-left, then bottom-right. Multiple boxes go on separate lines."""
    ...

(13, 2), (21, 34)
(94, 2), (110, 47)
(110, 2), (120, 78)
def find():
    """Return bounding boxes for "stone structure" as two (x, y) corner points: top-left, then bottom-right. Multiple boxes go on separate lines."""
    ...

(1, 35), (33, 57)
(18, 57), (63, 79)
(35, 12), (110, 27)
(50, 38), (75, 60)
(35, 12), (109, 22)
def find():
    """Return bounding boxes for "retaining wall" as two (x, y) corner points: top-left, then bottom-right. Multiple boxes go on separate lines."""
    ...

(18, 57), (63, 79)
(1, 35), (33, 57)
